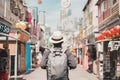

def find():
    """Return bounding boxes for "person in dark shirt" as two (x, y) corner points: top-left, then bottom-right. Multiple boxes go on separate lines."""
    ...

(40, 31), (77, 80)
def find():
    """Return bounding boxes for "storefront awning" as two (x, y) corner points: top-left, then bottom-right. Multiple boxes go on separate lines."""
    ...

(0, 32), (18, 40)
(95, 39), (112, 43)
(10, 28), (30, 42)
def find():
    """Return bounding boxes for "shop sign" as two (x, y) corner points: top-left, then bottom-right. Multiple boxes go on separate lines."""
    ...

(18, 32), (29, 42)
(16, 22), (27, 30)
(0, 22), (10, 34)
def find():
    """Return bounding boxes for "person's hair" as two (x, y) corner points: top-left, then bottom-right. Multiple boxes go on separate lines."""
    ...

(53, 42), (63, 48)
(39, 46), (45, 53)
(87, 49), (92, 53)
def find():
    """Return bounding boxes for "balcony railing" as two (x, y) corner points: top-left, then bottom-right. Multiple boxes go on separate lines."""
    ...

(111, 3), (119, 16)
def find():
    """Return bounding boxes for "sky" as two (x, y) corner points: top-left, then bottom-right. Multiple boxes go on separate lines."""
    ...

(26, 0), (87, 31)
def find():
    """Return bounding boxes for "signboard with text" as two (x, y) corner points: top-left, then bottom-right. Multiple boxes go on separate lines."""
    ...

(0, 22), (10, 34)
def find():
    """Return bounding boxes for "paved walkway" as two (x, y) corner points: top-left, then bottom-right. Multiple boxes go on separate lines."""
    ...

(22, 64), (99, 80)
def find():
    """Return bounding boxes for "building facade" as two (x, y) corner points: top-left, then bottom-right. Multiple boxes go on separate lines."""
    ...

(0, 0), (32, 79)
(96, 0), (120, 79)
(82, 0), (98, 74)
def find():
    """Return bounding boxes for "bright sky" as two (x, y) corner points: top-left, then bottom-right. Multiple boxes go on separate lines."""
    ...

(26, 0), (87, 31)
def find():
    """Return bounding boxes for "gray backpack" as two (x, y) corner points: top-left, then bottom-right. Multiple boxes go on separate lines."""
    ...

(47, 48), (67, 80)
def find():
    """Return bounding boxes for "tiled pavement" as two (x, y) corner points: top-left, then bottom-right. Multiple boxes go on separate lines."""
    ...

(22, 64), (99, 80)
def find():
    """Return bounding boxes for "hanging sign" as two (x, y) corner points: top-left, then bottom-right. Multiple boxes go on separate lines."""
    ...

(16, 21), (27, 30)
(0, 22), (10, 34)
(18, 32), (29, 42)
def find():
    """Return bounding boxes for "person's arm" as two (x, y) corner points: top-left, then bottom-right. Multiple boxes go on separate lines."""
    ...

(40, 48), (50, 69)
(65, 49), (77, 69)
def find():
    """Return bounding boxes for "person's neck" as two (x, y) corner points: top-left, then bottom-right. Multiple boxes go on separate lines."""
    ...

(54, 46), (62, 48)
(54, 44), (62, 48)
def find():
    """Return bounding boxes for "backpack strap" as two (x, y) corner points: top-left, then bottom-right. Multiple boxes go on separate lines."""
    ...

(53, 48), (66, 53)
(50, 48), (66, 56)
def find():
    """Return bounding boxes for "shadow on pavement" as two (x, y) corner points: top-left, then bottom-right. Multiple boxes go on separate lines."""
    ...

(9, 69), (35, 80)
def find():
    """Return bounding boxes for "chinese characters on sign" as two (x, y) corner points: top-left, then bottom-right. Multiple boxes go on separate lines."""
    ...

(0, 22), (10, 34)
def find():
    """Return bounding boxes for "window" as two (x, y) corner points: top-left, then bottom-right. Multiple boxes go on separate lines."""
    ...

(87, 8), (90, 15)
(101, 2), (104, 12)
(86, 19), (89, 27)
(0, 0), (5, 7)
(107, 0), (110, 8)
(7, 0), (10, 9)
(101, 1), (107, 12)
(98, 5), (101, 16)
(89, 12), (92, 25)
(104, 1), (107, 11)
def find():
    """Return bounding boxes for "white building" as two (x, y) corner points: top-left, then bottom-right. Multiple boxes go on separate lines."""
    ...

(82, 0), (98, 44)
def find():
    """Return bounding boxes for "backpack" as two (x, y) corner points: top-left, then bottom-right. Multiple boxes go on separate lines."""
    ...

(47, 48), (67, 80)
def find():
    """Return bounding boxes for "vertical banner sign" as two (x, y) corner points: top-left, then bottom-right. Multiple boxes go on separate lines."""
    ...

(32, 7), (38, 35)
(26, 42), (31, 72)
(39, 11), (45, 25)
(33, 19), (37, 35)
(32, 8), (36, 20)
(27, 12), (32, 23)
(37, 24), (40, 40)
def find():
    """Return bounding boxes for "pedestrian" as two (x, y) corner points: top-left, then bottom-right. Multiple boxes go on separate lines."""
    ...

(87, 49), (93, 73)
(36, 52), (42, 67)
(35, 46), (45, 67)
(32, 49), (36, 67)
(39, 46), (45, 55)
(41, 31), (77, 80)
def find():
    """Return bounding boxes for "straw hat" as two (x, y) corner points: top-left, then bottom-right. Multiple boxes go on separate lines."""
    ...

(49, 31), (64, 44)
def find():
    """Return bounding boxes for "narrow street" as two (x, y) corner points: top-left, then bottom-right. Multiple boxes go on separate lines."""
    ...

(22, 64), (98, 80)
(1, 0), (120, 80)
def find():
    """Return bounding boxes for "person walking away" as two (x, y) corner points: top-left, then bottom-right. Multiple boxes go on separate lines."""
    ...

(87, 49), (93, 73)
(36, 52), (42, 67)
(39, 46), (45, 55)
(40, 31), (77, 80)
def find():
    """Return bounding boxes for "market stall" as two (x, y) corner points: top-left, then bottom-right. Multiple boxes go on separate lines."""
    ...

(96, 25), (120, 80)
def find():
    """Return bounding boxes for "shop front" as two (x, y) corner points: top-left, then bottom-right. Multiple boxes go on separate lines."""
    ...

(9, 28), (30, 78)
(30, 35), (37, 68)
(84, 33), (97, 74)
(96, 39), (120, 80)
(82, 45), (89, 70)
(77, 44), (83, 65)
(76, 41), (85, 65)
(96, 25), (120, 80)
(0, 21), (11, 80)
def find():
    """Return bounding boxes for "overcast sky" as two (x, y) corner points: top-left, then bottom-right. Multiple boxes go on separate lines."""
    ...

(26, 0), (87, 31)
